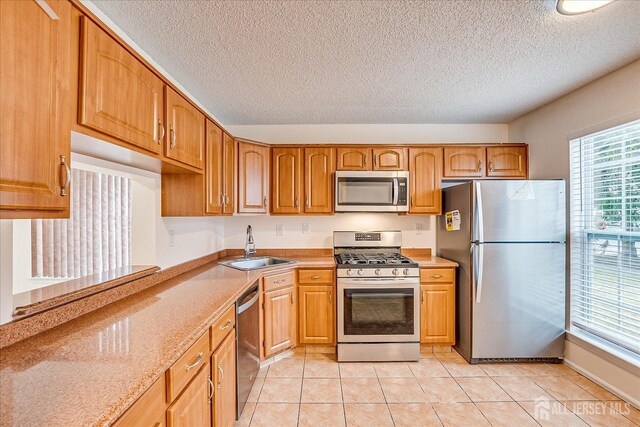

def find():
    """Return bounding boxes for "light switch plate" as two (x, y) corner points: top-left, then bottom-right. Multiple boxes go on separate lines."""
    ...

(168, 229), (176, 247)
(276, 225), (284, 236)
(302, 223), (311, 234)
(416, 223), (423, 235)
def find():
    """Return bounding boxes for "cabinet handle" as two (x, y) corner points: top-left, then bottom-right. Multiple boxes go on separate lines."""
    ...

(157, 120), (165, 145)
(217, 363), (224, 389)
(208, 375), (214, 404)
(170, 125), (176, 149)
(219, 192), (224, 207)
(309, 275), (321, 280)
(291, 292), (295, 304)
(263, 196), (267, 208)
(478, 161), (483, 172)
(329, 291), (332, 304)
(220, 319), (232, 330)
(185, 352), (203, 370)
(430, 274), (444, 279)
(364, 157), (367, 167)
(294, 197), (299, 208)
(373, 156), (377, 168)
(489, 160), (493, 172)
(410, 196), (414, 207)
(306, 197), (310, 208)
(421, 290), (425, 304)
(225, 194), (230, 205)
(59, 155), (71, 197)
(274, 279), (286, 284)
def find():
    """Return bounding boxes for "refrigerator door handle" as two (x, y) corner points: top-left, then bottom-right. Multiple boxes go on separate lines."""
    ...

(475, 181), (484, 243)
(476, 243), (484, 303)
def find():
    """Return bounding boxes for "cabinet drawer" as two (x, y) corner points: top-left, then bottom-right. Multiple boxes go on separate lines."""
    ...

(420, 268), (455, 283)
(166, 332), (210, 402)
(113, 376), (165, 427)
(298, 269), (334, 285)
(263, 270), (295, 292)
(211, 304), (235, 352)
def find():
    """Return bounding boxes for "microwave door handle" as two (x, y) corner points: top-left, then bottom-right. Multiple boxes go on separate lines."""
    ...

(393, 178), (399, 205)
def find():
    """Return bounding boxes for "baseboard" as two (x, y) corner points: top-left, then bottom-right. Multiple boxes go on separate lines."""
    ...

(564, 359), (640, 409)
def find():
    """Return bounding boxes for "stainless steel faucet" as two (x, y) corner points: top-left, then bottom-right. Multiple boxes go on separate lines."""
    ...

(245, 225), (256, 258)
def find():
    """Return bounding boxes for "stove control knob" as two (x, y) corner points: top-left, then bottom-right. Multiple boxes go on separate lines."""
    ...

(392, 268), (399, 276)
(346, 269), (353, 276)
(357, 269), (364, 276)
(403, 268), (410, 276)
(375, 268), (381, 276)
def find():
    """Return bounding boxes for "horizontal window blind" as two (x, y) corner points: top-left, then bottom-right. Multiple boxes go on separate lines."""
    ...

(31, 169), (132, 279)
(569, 119), (640, 355)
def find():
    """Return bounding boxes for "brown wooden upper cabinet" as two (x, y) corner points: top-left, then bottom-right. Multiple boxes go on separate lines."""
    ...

(222, 133), (236, 214)
(271, 148), (303, 214)
(205, 124), (235, 215)
(409, 147), (443, 214)
(238, 141), (270, 214)
(164, 86), (205, 170)
(205, 120), (224, 214)
(372, 147), (408, 170)
(0, 0), (72, 218)
(79, 17), (164, 156)
(304, 148), (335, 214)
(443, 146), (486, 178)
(486, 146), (528, 178)
(336, 147), (370, 171)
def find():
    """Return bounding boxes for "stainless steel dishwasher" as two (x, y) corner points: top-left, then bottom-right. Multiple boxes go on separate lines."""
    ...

(236, 281), (260, 419)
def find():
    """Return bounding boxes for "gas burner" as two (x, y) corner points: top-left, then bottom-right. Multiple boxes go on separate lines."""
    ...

(335, 252), (416, 267)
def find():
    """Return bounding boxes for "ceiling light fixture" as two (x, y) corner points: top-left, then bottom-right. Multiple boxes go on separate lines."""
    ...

(556, 0), (616, 15)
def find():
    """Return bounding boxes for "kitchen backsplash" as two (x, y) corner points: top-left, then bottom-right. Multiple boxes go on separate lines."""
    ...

(224, 213), (435, 249)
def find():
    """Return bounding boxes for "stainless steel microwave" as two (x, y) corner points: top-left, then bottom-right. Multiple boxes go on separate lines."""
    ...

(335, 171), (409, 212)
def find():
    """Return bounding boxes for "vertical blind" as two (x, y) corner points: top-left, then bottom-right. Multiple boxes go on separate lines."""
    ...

(31, 169), (132, 279)
(569, 119), (640, 355)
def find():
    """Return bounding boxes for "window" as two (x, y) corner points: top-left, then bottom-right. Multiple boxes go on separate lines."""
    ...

(31, 168), (132, 279)
(569, 119), (640, 355)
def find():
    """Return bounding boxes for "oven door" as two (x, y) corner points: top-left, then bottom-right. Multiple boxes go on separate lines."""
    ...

(337, 278), (420, 343)
(335, 171), (409, 212)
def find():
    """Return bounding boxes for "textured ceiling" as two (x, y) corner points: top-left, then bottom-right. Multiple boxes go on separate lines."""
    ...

(91, 0), (640, 125)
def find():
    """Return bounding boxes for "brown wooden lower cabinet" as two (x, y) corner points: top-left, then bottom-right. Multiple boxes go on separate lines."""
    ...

(420, 268), (456, 345)
(113, 376), (166, 427)
(212, 332), (236, 427)
(166, 363), (211, 427)
(298, 285), (335, 345)
(263, 285), (296, 357)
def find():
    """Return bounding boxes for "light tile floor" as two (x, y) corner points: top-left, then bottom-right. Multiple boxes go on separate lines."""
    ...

(236, 346), (638, 427)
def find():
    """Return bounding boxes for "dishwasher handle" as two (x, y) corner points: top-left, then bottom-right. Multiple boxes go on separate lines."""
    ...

(238, 284), (259, 314)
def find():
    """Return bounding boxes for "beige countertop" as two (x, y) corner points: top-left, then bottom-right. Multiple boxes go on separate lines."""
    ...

(0, 255), (332, 426)
(0, 253), (455, 426)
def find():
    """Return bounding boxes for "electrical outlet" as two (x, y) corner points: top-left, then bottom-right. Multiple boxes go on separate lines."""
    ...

(276, 225), (284, 236)
(168, 229), (176, 247)
(302, 223), (311, 234)
(416, 223), (424, 235)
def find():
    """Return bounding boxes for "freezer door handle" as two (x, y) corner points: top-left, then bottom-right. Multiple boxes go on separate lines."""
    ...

(475, 181), (484, 243)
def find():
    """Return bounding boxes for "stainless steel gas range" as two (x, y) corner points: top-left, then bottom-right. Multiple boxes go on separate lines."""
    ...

(334, 231), (420, 362)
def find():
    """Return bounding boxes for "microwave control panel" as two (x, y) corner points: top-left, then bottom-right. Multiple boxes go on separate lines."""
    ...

(398, 181), (407, 205)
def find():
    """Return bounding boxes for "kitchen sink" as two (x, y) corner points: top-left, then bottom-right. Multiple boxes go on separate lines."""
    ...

(220, 256), (296, 271)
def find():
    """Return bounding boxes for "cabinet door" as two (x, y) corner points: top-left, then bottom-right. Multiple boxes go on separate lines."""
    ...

(205, 120), (224, 214)
(304, 148), (335, 214)
(298, 285), (334, 345)
(222, 133), (235, 214)
(0, 0), (71, 217)
(79, 17), (163, 155)
(486, 146), (528, 178)
(409, 147), (443, 214)
(271, 148), (302, 214)
(165, 86), (205, 169)
(238, 141), (269, 214)
(420, 284), (455, 344)
(167, 364), (211, 427)
(212, 333), (236, 427)
(372, 148), (407, 171)
(113, 376), (166, 427)
(443, 147), (486, 178)
(336, 148), (371, 171)
(264, 286), (296, 357)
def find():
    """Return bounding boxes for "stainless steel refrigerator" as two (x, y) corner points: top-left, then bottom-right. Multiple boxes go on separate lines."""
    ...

(436, 180), (566, 363)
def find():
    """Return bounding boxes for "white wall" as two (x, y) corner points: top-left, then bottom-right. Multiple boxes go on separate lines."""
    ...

(226, 123), (508, 144)
(225, 214), (434, 250)
(508, 59), (640, 406)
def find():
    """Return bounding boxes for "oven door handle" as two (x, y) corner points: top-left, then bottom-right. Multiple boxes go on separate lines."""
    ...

(392, 178), (399, 206)
(338, 278), (419, 286)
